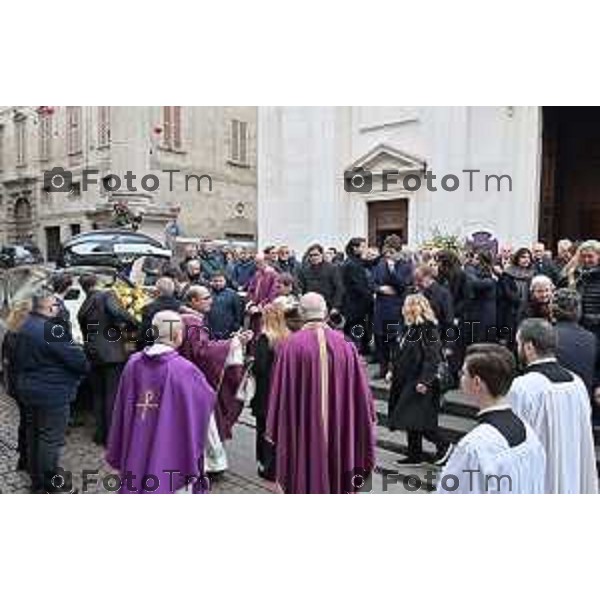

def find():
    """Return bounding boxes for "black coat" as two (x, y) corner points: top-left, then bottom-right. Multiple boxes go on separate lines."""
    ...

(298, 262), (344, 310)
(78, 290), (138, 364)
(465, 269), (497, 343)
(438, 270), (469, 321)
(496, 272), (520, 344)
(341, 256), (374, 321)
(423, 281), (454, 333)
(555, 321), (598, 393)
(388, 323), (442, 432)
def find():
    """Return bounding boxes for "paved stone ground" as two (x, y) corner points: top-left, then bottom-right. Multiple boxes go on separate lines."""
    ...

(0, 391), (272, 494)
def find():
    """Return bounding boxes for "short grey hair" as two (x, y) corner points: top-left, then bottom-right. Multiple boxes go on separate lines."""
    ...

(530, 274), (554, 291)
(518, 318), (557, 358)
(155, 277), (175, 297)
(185, 285), (211, 303)
(151, 310), (183, 345)
(300, 292), (327, 322)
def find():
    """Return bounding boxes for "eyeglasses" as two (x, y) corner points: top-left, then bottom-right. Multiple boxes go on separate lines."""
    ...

(309, 253), (321, 258)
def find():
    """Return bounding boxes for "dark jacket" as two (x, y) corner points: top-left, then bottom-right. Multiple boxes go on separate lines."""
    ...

(298, 262), (344, 310)
(465, 268), (497, 343)
(207, 287), (243, 340)
(438, 269), (469, 321)
(423, 281), (454, 333)
(15, 313), (89, 407)
(341, 256), (374, 321)
(250, 333), (276, 420)
(388, 322), (442, 431)
(2, 331), (19, 398)
(533, 258), (560, 284)
(232, 259), (256, 289)
(78, 289), (138, 365)
(373, 258), (412, 336)
(200, 252), (225, 280)
(576, 266), (600, 330)
(555, 321), (598, 393)
(277, 257), (300, 278)
(496, 272), (521, 345)
(138, 295), (182, 349)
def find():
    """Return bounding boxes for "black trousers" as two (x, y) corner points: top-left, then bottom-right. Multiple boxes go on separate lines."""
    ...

(344, 315), (372, 355)
(24, 403), (70, 493)
(255, 413), (276, 479)
(89, 363), (124, 445)
(407, 429), (447, 460)
(16, 399), (28, 468)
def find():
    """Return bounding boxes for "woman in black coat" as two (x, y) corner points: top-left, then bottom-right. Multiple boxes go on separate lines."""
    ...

(388, 293), (451, 465)
(250, 301), (292, 481)
(464, 250), (498, 345)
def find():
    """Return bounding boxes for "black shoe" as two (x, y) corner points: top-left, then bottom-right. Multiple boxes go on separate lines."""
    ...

(257, 466), (276, 482)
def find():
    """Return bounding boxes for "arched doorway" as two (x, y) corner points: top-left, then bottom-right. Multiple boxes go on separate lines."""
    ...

(14, 197), (33, 243)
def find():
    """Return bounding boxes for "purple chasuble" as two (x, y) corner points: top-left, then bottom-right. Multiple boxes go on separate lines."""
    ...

(106, 349), (215, 493)
(266, 325), (376, 494)
(180, 313), (244, 440)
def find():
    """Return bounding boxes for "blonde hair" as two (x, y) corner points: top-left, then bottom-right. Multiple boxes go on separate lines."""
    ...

(262, 302), (290, 347)
(402, 293), (438, 326)
(6, 299), (32, 332)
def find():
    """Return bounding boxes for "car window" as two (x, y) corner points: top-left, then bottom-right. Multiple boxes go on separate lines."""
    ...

(115, 233), (163, 247)
(70, 241), (113, 254)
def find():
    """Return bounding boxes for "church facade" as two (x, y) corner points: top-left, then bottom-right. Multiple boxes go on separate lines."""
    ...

(258, 106), (600, 253)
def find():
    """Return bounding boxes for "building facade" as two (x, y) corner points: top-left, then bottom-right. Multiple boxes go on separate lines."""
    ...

(0, 106), (257, 260)
(258, 106), (600, 253)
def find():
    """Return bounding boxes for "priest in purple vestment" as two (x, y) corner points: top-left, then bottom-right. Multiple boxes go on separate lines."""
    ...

(246, 253), (279, 353)
(106, 311), (215, 493)
(266, 293), (376, 494)
(179, 285), (250, 442)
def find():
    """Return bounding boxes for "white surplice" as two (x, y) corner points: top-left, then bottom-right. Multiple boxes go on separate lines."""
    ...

(509, 360), (598, 494)
(438, 407), (546, 494)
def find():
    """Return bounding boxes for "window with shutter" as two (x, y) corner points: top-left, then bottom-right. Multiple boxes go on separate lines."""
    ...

(163, 106), (172, 149)
(239, 120), (248, 164)
(67, 106), (82, 155)
(173, 106), (182, 149)
(39, 113), (52, 161)
(231, 119), (240, 162)
(230, 119), (249, 165)
(15, 117), (27, 166)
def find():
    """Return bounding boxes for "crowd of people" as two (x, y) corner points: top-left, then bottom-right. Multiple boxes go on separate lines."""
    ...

(2, 233), (600, 493)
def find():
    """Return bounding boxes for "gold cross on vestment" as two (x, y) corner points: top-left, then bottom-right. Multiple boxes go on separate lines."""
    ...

(135, 391), (159, 420)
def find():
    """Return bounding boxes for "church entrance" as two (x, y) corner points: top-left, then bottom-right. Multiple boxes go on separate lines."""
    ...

(367, 199), (408, 249)
(539, 107), (600, 247)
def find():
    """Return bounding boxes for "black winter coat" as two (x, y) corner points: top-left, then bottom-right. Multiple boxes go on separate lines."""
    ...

(341, 256), (374, 321)
(388, 323), (442, 431)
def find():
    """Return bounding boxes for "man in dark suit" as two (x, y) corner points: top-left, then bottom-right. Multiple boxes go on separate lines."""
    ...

(553, 288), (597, 397)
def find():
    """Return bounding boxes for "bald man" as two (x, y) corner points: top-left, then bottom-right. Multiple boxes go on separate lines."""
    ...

(266, 293), (376, 493)
(107, 311), (216, 493)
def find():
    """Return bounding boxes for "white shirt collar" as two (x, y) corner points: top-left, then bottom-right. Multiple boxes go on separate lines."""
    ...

(477, 402), (512, 417)
(527, 357), (557, 367)
(144, 343), (176, 356)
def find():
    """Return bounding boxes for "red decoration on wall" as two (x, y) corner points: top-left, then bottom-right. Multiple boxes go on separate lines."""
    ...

(153, 126), (163, 135)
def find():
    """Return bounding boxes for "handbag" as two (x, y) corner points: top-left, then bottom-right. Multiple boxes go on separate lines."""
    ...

(235, 367), (256, 406)
(435, 346), (455, 398)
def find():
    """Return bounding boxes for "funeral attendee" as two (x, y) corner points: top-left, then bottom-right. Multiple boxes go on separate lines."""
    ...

(464, 250), (497, 344)
(78, 274), (139, 445)
(503, 248), (535, 324)
(274, 272), (299, 305)
(15, 291), (89, 493)
(297, 243), (344, 313)
(246, 252), (279, 349)
(180, 285), (251, 473)
(524, 275), (554, 321)
(138, 277), (182, 349)
(50, 272), (74, 324)
(251, 300), (291, 481)
(414, 264), (454, 335)
(372, 241), (412, 379)
(388, 294), (452, 466)
(231, 248), (256, 290)
(263, 245), (280, 270)
(575, 240), (600, 337)
(178, 243), (198, 273)
(509, 318), (598, 494)
(494, 260), (521, 349)
(555, 239), (574, 273)
(185, 259), (204, 286)
(207, 271), (243, 340)
(436, 249), (469, 375)
(532, 242), (559, 283)
(341, 237), (375, 356)
(439, 344), (546, 494)
(222, 248), (237, 285)
(199, 242), (225, 281)
(266, 293), (375, 493)
(277, 245), (299, 277)
(553, 289), (598, 398)
(107, 311), (215, 493)
(1, 300), (32, 470)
